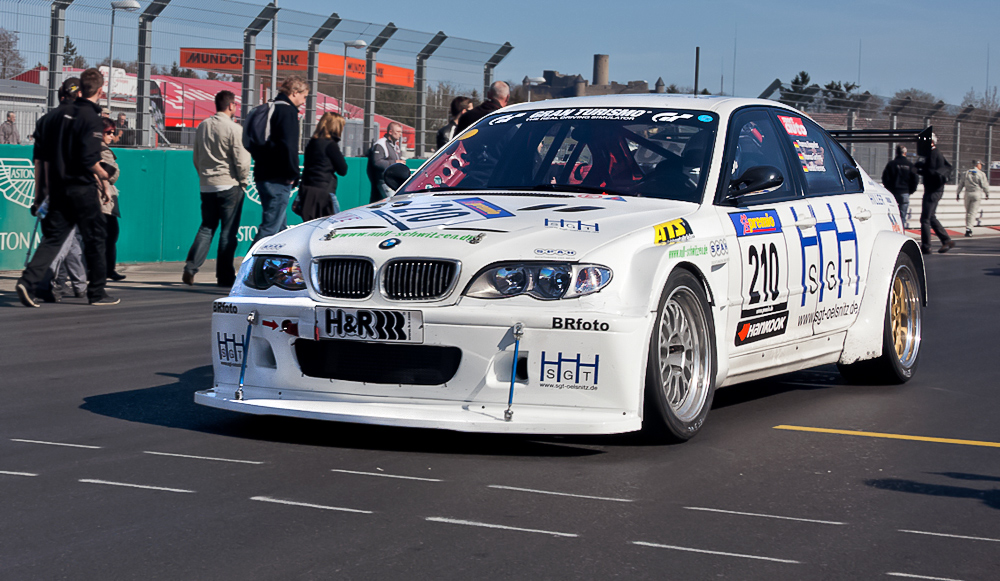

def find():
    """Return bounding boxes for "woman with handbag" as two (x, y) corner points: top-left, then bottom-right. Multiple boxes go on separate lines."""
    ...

(297, 112), (348, 221)
(99, 117), (125, 281)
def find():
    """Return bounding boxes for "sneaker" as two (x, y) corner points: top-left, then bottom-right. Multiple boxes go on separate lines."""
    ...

(182, 271), (194, 286)
(108, 272), (127, 281)
(39, 289), (61, 303)
(89, 294), (121, 306)
(938, 240), (955, 254)
(15, 280), (40, 308)
(965, 229), (973, 237)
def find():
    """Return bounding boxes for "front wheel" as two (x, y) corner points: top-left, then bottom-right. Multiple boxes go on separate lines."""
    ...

(645, 269), (717, 441)
(838, 253), (922, 384)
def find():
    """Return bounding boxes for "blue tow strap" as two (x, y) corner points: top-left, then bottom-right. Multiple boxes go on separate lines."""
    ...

(236, 310), (257, 400)
(505, 323), (524, 422)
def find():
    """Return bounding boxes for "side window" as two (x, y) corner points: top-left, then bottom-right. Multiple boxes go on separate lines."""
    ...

(717, 109), (797, 205)
(773, 113), (846, 197)
(828, 138), (863, 193)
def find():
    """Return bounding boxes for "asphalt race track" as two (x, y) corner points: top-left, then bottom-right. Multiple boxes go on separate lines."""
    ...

(2, 239), (999, 580)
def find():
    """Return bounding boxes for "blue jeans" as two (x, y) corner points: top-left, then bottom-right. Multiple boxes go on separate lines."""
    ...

(185, 187), (245, 283)
(330, 192), (341, 214)
(253, 181), (293, 244)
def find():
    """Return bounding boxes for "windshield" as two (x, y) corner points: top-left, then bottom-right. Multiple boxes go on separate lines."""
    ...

(401, 108), (718, 202)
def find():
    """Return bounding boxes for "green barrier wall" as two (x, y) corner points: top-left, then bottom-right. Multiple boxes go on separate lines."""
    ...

(0, 144), (424, 271)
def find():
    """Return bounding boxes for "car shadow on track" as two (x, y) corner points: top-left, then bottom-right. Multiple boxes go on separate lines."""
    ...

(79, 365), (604, 458)
(865, 474), (1000, 510)
(712, 365), (847, 410)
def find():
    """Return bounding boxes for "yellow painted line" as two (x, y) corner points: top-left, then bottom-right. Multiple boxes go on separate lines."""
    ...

(773, 425), (1000, 448)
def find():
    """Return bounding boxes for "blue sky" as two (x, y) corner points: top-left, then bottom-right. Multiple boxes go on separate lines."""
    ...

(276, 0), (999, 104)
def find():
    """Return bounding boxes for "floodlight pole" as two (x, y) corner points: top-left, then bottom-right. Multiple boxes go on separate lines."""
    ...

(306, 13), (341, 147)
(483, 42), (513, 97)
(363, 23), (397, 151)
(47, 0), (75, 110)
(415, 31), (446, 157)
(955, 106), (976, 181)
(136, 0), (169, 148)
(987, 112), (1000, 178)
(241, 3), (279, 122)
(269, 0), (278, 102)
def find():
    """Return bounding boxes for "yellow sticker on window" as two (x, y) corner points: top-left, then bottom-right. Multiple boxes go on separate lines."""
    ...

(458, 129), (478, 140)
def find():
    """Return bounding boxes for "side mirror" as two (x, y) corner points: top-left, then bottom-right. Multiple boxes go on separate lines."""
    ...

(728, 165), (784, 199)
(842, 164), (861, 182)
(383, 163), (412, 192)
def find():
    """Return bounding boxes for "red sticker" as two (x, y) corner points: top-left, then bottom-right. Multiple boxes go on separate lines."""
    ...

(777, 115), (808, 137)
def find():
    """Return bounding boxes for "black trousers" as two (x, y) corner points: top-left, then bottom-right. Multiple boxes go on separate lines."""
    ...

(184, 187), (244, 284)
(21, 184), (108, 300)
(105, 214), (119, 274)
(920, 187), (951, 251)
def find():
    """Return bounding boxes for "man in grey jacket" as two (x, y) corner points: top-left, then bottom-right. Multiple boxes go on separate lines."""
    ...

(955, 159), (989, 237)
(183, 90), (251, 287)
(0, 111), (20, 144)
(367, 122), (402, 203)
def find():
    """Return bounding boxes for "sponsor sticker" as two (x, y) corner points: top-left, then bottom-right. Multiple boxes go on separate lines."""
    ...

(667, 244), (708, 259)
(729, 210), (782, 237)
(653, 218), (694, 245)
(257, 242), (285, 252)
(0, 158), (36, 209)
(793, 139), (826, 173)
(534, 248), (577, 257)
(544, 219), (599, 233)
(526, 108), (650, 122)
(796, 302), (859, 327)
(213, 302), (239, 314)
(454, 197), (514, 218)
(551, 317), (609, 331)
(777, 115), (808, 137)
(316, 307), (424, 343)
(734, 311), (788, 346)
(488, 112), (527, 125)
(539, 351), (599, 390)
(216, 332), (244, 367)
(651, 112), (693, 123)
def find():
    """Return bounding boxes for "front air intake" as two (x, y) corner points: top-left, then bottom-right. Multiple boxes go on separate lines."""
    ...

(313, 258), (375, 299)
(382, 259), (458, 301)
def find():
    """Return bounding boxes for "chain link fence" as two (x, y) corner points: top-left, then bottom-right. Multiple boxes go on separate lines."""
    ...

(0, 0), (510, 156)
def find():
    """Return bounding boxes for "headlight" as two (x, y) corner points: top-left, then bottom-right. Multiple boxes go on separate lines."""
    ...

(465, 262), (611, 300)
(245, 255), (306, 291)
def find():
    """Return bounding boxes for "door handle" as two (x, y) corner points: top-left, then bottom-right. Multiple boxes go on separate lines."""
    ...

(855, 207), (873, 221)
(794, 216), (817, 229)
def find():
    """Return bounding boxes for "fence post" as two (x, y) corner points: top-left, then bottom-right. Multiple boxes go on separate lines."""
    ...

(47, 1), (75, 110)
(363, 23), (397, 151)
(482, 42), (513, 98)
(415, 31), (447, 158)
(136, 0), (169, 148)
(241, 3), (278, 122)
(306, 14), (341, 150)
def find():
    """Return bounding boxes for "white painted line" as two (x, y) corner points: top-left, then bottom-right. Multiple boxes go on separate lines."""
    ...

(144, 451), (264, 465)
(632, 541), (800, 564)
(886, 573), (965, 581)
(330, 469), (442, 482)
(426, 517), (578, 538)
(250, 496), (373, 514)
(940, 253), (1000, 257)
(488, 485), (633, 503)
(0, 470), (38, 477)
(79, 479), (194, 493)
(684, 506), (845, 525)
(899, 529), (1000, 543)
(11, 438), (101, 449)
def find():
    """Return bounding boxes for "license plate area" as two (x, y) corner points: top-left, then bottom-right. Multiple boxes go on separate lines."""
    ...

(315, 307), (424, 343)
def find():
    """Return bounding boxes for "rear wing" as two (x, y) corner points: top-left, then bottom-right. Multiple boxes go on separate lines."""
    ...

(827, 126), (934, 157)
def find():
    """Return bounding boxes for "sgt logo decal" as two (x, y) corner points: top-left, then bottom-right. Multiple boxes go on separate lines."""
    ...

(216, 332), (244, 367)
(653, 218), (694, 245)
(539, 351), (599, 390)
(0, 158), (36, 209)
(735, 311), (788, 346)
(729, 210), (782, 237)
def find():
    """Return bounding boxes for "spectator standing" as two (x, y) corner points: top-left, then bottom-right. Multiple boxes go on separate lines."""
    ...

(1, 111), (19, 144)
(298, 112), (348, 221)
(116, 112), (131, 146)
(456, 81), (510, 133)
(881, 145), (918, 229)
(436, 96), (473, 149)
(916, 133), (954, 254)
(250, 76), (308, 244)
(99, 117), (125, 280)
(367, 122), (402, 203)
(183, 90), (251, 287)
(955, 159), (989, 237)
(15, 68), (116, 307)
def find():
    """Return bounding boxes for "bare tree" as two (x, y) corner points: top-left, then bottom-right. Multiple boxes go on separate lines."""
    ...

(0, 28), (26, 79)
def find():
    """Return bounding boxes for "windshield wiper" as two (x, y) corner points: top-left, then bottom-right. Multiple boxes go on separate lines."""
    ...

(503, 184), (630, 197)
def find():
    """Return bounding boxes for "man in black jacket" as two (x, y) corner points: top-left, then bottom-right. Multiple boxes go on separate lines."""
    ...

(916, 134), (954, 254)
(251, 76), (308, 244)
(456, 81), (510, 133)
(881, 145), (918, 229)
(436, 96), (472, 149)
(15, 68), (117, 307)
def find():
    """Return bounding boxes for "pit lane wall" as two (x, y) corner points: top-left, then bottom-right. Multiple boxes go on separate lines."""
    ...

(0, 145), (424, 271)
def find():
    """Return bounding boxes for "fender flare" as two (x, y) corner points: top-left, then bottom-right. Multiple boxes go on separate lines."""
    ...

(840, 231), (926, 365)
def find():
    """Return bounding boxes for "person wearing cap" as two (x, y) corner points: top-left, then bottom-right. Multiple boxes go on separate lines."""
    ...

(955, 159), (989, 237)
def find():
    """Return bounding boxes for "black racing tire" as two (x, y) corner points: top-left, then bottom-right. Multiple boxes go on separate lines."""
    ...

(838, 253), (922, 384)
(644, 269), (718, 442)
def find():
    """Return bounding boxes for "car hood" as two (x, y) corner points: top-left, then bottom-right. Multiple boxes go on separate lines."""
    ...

(283, 191), (698, 263)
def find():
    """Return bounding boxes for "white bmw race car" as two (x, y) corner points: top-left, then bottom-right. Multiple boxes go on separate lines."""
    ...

(195, 95), (925, 441)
